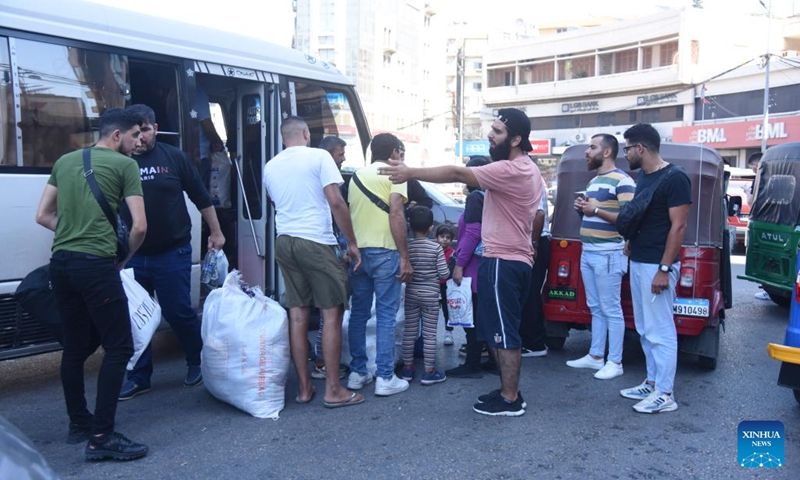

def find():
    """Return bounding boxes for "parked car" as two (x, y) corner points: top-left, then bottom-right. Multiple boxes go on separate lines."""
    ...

(341, 170), (464, 241)
(725, 166), (756, 251)
(0, 416), (59, 480)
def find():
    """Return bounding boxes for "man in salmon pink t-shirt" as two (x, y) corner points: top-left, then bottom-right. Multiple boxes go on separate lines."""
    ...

(379, 108), (542, 417)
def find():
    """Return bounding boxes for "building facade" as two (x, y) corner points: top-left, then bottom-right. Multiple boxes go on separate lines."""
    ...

(295, 0), (444, 168)
(482, 8), (800, 167)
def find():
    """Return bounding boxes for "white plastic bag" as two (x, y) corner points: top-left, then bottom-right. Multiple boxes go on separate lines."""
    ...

(201, 271), (290, 419)
(341, 286), (405, 374)
(120, 269), (161, 370)
(446, 277), (474, 328)
(209, 151), (232, 209)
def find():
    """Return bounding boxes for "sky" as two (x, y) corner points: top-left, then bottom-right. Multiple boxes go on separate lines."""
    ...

(87, 0), (799, 45)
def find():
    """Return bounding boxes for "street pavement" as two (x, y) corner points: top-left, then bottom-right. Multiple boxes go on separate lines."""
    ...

(0, 257), (798, 479)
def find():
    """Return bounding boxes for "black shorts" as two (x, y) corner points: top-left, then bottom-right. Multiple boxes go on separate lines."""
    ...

(476, 257), (532, 350)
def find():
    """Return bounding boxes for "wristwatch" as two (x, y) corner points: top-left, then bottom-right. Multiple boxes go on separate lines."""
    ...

(659, 264), (671, 273)
(593, 207), (599, 216)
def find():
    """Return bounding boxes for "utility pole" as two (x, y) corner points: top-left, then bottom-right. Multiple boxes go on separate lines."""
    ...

(761, 0), (773, 153)
(456, 43), (464, 163)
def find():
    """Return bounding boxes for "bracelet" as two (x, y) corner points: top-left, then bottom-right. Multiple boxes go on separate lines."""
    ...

(593, 207), (599, 216)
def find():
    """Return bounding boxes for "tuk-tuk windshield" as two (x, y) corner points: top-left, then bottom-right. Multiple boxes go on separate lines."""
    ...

(750, 142), (800, 226)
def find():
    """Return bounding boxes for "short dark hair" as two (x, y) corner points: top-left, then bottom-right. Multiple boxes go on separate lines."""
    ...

(435, 222), (455, 239)
(747, 152), (762, 165)
(466, 156), (490, 168)
(125, 104), (156, 125)
(408, 206), (434, 234)
(623, 124), (661, 153)
(592, 133), (619, 158)
(98, 108), (144, 139)
(370, 133), (400, 161)
(319, 135), (346, 153)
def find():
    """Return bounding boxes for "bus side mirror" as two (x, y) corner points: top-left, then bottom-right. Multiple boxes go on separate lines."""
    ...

(727, 195), (742, 217)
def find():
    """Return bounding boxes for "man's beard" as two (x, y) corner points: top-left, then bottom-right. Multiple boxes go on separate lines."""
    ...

(628, 154), (641, 170)
(587, 154), (603, 171)
(490, 136), (512, 161)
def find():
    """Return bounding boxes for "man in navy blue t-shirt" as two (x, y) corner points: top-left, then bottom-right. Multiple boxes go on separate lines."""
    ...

(619, 124), (691, 414)
(118, 104), (225, 401)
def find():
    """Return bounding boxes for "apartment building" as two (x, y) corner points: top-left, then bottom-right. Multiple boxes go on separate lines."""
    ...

(481, 8), (800, 167)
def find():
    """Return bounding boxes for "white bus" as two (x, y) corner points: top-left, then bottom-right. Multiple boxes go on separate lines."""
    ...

(0, 0), (371, 359)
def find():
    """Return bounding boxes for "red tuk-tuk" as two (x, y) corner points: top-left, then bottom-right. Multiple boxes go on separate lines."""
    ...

(543, 143), (733, 369)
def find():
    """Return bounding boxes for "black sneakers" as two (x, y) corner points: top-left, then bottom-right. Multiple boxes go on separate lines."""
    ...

(445, 364), (483, 378)
(85, 431), (148, 461)
(66, 422), (91, 444)
(184, 365), (203, 387)
(473, 390), (526, 417)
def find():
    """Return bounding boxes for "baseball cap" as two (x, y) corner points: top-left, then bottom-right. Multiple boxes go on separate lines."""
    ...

(497, 108), (533, 152)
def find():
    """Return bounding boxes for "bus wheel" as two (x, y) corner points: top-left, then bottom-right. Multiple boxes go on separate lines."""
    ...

(546, 336), (566, 350)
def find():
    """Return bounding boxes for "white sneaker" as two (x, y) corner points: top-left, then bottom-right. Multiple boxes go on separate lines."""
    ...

(594, 361), (624, 380)
(633, 390), (678, 413)
(375, 374), (409, 396)
(443, 332), (454, 346)
(521, 347), (548, 358)
(565, 354), (604, 370)
(620, 380), (655, 400)
(754, 290), (770, 300)
(347, 371), (374, 390)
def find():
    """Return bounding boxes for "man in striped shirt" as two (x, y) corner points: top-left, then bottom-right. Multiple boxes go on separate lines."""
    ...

(566, 134), (635, 380)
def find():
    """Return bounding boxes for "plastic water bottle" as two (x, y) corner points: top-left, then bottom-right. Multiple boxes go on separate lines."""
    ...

(201, 250), (217, 284)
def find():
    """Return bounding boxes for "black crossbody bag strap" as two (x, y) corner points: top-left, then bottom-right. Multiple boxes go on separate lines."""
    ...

(351, 172), (391, 214)
(82, 148), (118, 231)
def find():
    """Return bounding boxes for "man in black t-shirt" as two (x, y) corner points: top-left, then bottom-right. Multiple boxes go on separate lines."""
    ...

(118, 104), (226, 401)
(619, 124), (691, 414)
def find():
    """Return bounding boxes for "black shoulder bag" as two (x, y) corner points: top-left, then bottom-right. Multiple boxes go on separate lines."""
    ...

(615, 165), (678, 241)
(82, 148), (130, 263)
(351, 172), (391, 214)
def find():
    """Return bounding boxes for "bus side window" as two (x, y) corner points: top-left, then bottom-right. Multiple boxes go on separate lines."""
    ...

(15, 39), (130, 168)
(291, 82), (366, 169)
(129, 61), (180, 148)
(1, 37), (16, 166)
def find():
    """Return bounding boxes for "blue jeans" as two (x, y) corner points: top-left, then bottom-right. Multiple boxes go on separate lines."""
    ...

(127, 243), (202, 387)
(580, 249), (627, 364)
(50, 251), (133, 435)
(348, 248), (401, 379)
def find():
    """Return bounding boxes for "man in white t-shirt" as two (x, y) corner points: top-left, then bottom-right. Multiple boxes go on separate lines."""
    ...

(263, 116), (364, 409)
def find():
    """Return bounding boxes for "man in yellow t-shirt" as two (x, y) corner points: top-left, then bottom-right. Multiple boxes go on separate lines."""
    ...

(346, 133), (412, 397)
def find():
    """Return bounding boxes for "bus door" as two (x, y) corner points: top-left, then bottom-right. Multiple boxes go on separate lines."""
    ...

(236, 83), (276, 295)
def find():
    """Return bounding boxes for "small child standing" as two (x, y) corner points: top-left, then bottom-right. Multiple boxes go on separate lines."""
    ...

(402, 207), (450, 385)
(435, 223), (456, 346)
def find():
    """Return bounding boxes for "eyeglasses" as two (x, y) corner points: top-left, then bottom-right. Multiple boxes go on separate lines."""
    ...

(623, 144), (641, 154)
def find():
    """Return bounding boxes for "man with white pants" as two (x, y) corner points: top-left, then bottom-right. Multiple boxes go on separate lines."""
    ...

(618, 124), (691, 414)
(567, 133), (635, 380)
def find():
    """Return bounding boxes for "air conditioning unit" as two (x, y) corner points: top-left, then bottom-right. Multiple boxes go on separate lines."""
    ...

(781, 50), (799, 58)
(574, 132), (586, 142)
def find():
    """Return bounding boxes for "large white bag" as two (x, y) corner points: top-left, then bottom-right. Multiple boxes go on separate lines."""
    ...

(120, 269), (161, 371)
(446, 277), (474, 328)
(201, 271), (290, 419)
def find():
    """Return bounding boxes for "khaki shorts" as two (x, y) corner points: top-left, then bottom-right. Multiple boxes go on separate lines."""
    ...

(275, 235), (349, 310)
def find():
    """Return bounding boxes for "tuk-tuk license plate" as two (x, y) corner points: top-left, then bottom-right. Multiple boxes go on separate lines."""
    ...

(673, 298), (709, 317)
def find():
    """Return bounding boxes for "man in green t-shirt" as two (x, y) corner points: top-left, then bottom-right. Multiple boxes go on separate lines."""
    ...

(35, 108), (149, 461)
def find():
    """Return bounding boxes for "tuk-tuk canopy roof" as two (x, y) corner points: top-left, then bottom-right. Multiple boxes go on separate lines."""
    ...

(551, 143), (725, 247)
(751, 142), (800, 226)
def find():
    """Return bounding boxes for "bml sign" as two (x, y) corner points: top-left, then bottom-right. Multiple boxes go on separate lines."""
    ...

(455, 141), (490, 157)
(672, 116), (800, 147)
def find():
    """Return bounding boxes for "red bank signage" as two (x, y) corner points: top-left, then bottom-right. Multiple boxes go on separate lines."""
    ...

(672, 116), (800, 148)
(529, 139), (551, 155)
